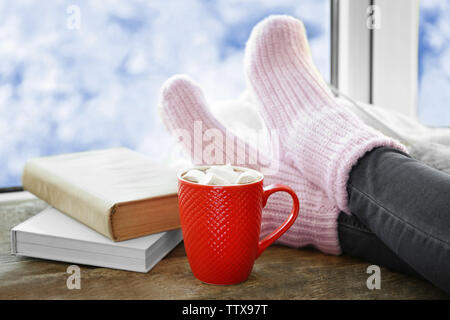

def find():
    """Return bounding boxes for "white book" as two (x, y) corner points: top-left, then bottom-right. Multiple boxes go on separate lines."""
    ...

(11, 207), (183, 273)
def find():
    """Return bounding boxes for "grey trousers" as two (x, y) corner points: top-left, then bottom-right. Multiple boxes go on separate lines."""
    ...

(338, 147), (450, 294)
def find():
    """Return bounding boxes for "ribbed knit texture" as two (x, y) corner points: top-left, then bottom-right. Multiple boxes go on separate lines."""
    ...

(159, 75), (341, 255)
(244, 15), (408, 213)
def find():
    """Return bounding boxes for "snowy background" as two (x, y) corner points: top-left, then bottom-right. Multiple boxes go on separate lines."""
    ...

(0, 0), (330, 187)
(418, 0), (450, 126)
(2, 0), (449, 188)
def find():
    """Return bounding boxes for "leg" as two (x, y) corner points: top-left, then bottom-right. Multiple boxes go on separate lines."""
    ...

(243, 16), (449, 292)
(347, 147), (450, 293)
(337, 212), (422, 279)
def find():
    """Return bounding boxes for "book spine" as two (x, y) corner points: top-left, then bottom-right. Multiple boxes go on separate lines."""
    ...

(22, 160), (115, 240)
(11, 230), (17, 254)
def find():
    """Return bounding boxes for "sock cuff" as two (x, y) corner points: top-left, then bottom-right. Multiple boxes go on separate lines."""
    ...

(333, 132), (407, 213)
(292, 108), (408, 213)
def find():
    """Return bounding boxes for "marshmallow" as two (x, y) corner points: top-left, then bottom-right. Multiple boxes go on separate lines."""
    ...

(199, 172), (229, 185)
(235, 170), (260, 184)
(206, 164), (239, 184)
(183, 169), (205, 183)
(182, 165), (261, 185)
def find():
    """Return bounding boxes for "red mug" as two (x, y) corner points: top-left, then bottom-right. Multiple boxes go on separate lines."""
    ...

(177, 165), (300, 285)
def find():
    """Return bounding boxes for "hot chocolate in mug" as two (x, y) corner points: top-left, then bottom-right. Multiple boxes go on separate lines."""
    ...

(177, 165), (300, 285)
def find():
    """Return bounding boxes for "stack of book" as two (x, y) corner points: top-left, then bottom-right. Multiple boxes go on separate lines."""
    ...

(11, 148), (183, 272)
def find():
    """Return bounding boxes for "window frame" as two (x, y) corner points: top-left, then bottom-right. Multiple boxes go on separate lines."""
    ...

(0, 187), (24, 193)
(331, 0), (420, 120)
(0, 190), (35, 204)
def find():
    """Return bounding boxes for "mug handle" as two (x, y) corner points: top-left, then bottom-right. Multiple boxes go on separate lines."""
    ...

(257, 184), (300, 258)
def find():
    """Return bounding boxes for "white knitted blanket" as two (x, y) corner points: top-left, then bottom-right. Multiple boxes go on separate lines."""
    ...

(210, 91), (450, 175)
(340, 97), (450, 175)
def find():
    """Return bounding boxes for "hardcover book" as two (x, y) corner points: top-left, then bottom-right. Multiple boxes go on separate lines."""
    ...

(22, 148), (180, 241)
(11, 207), (183, 273)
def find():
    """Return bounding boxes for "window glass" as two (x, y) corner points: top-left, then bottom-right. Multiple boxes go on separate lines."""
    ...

(0, 0), (329, 187)
(418, 0), (450, 127)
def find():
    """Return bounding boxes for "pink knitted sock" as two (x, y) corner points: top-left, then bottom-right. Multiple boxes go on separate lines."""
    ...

(245, 15), (408, 213)
(159, 75), (341, 254)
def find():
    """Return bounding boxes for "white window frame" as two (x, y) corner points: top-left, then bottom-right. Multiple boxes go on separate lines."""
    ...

(0, 190), (36, 204)
(331, 0), (419, 120)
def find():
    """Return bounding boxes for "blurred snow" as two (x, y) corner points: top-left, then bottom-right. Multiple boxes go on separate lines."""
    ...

(419, 0), (450, 126)
(0, 0), (329, 187)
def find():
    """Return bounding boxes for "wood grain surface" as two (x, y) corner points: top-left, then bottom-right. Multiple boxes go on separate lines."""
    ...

(0, 199), (448, 300)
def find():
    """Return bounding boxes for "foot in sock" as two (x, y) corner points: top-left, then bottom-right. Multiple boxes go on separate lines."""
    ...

(159, 75), (342, 254)
(244, 15), (408, 213)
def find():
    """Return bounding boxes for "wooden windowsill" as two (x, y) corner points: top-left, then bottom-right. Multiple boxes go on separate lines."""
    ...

(0, 198), (447, 299)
